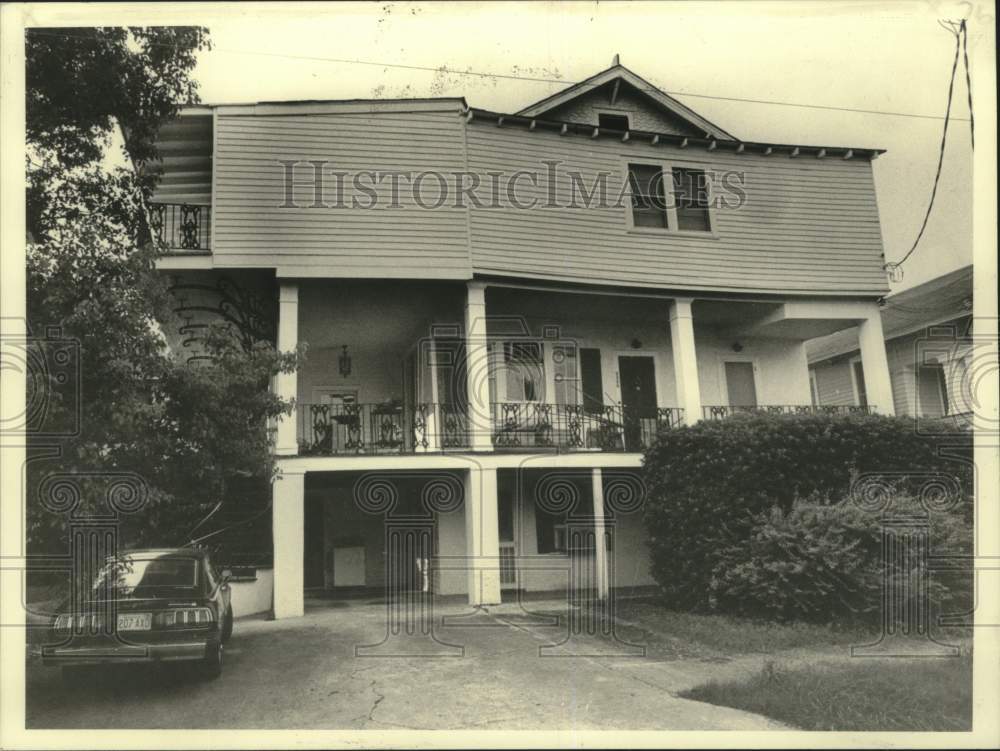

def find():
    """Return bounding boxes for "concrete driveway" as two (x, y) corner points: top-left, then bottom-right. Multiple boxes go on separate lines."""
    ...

(26, 596), (785, 730)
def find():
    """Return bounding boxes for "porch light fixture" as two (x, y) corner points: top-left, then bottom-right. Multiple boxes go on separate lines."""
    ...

(338, 345), (352, 377)
(731, 342), (744, 353)
(630, 338), (643, 349)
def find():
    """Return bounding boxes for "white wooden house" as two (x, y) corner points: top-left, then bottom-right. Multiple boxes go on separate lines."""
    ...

(808, 264), (973, 423)
(151, 62), (896, 618)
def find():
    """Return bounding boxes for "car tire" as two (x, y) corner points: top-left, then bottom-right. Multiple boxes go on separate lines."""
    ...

(221, 606), (233, 643)
(197, 642), (223, 680)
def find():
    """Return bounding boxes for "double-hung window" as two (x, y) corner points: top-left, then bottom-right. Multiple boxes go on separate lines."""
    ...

(503, 341), (544, 402)
(626, 162), (714, 234)
(627, 163), (669, 228)
(672, 167), (712, 231)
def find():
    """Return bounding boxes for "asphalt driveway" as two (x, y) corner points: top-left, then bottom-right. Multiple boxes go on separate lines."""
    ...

(26, 596), (785, 730)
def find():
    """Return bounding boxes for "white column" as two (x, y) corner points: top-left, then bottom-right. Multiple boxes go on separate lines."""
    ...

(858, 306), (895, 415)
(272, 470), (305, 619)
(591, 468), (609, 601)
(669, 298), (703, 424)
(464, 281), (492, 450)
(464, 466), (501, 605)
(275, 282), (299, 455)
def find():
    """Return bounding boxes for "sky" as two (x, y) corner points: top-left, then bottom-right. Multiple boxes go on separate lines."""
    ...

(186, 1), (977, 294)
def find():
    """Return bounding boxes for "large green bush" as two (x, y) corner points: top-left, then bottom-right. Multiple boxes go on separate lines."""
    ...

(708, 498), (972, 625)
(641, 413), (971, 612)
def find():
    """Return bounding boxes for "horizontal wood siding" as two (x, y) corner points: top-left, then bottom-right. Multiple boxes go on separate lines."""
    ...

(465, 121), (888, 295)
(212, 111), (471, 278)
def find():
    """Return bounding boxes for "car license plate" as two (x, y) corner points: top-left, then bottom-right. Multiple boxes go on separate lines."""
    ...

(117, 613), (152, 631)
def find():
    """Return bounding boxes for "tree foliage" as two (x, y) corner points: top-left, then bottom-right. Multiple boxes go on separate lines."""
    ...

(25, 27), (300, 559)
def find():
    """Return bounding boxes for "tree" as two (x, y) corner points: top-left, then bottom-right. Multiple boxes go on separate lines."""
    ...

(25, 27), (300, 561)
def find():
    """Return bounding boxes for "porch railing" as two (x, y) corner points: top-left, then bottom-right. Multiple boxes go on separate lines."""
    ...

(490, 403), (683, 453)
(296, 402), (684, 456)
(702, 404), (874, 420)
(149, 202), (211, 251)
(298, 402), (470, 455)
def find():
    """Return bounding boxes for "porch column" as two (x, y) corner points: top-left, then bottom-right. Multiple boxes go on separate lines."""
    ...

(858, 306), (895, 415)
(272, 470), (305, 619)
(464, 281), (492, 450)
(591, 468), (609, 601)
(464, 466), (501, 605)
(669, 298), (703, 424)
(275, 282), (299, 455)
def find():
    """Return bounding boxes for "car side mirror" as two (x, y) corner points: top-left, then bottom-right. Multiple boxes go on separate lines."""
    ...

(221, 569), (233, 583)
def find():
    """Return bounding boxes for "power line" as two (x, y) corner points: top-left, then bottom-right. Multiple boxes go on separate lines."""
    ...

(27, 28), (971, 122)
(885, 20), (965, 277)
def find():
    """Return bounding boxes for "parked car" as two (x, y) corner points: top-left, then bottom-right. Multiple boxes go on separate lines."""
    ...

(41, 548), (234, 680)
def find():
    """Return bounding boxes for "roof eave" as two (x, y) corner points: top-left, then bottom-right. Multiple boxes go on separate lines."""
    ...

(467, 107), (885, 159)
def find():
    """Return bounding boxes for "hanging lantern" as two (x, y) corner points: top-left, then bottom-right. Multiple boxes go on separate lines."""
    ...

(339, 345), (352, 377)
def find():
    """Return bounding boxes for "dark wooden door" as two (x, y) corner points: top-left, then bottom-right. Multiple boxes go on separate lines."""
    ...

(618, 356), (657, 451)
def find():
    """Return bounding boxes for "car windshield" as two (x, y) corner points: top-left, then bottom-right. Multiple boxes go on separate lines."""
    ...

(93, 556), (199, 591)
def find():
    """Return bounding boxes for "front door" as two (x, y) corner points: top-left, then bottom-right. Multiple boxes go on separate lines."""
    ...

(724, 361), (758, 407)
(618, 355), (657, 451)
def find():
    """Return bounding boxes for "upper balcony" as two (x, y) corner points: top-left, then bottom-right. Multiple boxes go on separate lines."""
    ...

(252, 278), (891, 459)
(149, 202), (211, 252)
(148, 112), (212, 254)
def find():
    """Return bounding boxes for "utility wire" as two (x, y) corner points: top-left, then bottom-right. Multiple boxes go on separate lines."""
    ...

(960, 20), (975, 147)
(885, 20), (964, 276)
(27, 28), (971, 122)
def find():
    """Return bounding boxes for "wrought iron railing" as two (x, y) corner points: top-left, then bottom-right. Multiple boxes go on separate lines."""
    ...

(490, 403), (683, 452)
(702, 404), (874, 420)
(298, 403), (471, 455)
(296, 402), (684, 456)
(149, 202), (211, 251)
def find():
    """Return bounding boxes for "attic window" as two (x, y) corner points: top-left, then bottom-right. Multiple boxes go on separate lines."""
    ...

(598, 113), (630, 131)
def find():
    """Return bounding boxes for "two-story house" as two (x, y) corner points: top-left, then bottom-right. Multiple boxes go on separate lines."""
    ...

(150, 62), (895, 618)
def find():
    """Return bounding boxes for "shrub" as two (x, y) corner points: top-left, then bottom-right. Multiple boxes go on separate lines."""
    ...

(642, 413), (971, 611)
(708, 497), (972, 625)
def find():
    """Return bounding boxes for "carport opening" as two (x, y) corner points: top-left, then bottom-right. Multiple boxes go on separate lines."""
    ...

(303, 470), (464, 606)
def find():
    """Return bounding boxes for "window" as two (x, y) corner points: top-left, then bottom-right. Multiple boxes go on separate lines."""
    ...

(672, 167), (712, 231)
(851, 360), (868, 408)
(551, 343), (579, 406)
(809, 370), (820, 407)
(598, 113), (630, 131)
(917, 362), (949, 417)
(627, 163), (668, 228)
(503, 341), (544, 401)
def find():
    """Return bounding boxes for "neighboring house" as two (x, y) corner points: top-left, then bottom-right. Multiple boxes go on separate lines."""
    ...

(807, 264), (973, 422)
(150, 61), (896, 619)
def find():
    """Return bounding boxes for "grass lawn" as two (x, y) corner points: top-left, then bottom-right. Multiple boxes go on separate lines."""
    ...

(681, 653), (973, 731)
(612, 597), (873, 656)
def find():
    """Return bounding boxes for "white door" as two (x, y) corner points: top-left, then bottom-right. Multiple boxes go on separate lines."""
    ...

(333, 546), (366, 587)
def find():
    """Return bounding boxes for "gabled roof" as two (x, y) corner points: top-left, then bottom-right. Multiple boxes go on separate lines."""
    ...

(807, 265), (973, 363)
(516, 63), (735, 140)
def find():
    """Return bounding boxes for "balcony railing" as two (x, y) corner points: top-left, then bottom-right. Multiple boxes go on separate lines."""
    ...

(149, 203), (211, 251)
(491, 403), (683, 452)
(296, 402), (684, 456)
(297, 402), (463, 455)
(702, 404), (874, 420)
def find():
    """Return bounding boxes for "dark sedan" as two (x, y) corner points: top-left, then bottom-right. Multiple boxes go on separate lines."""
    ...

(41, 548), (234, 680)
